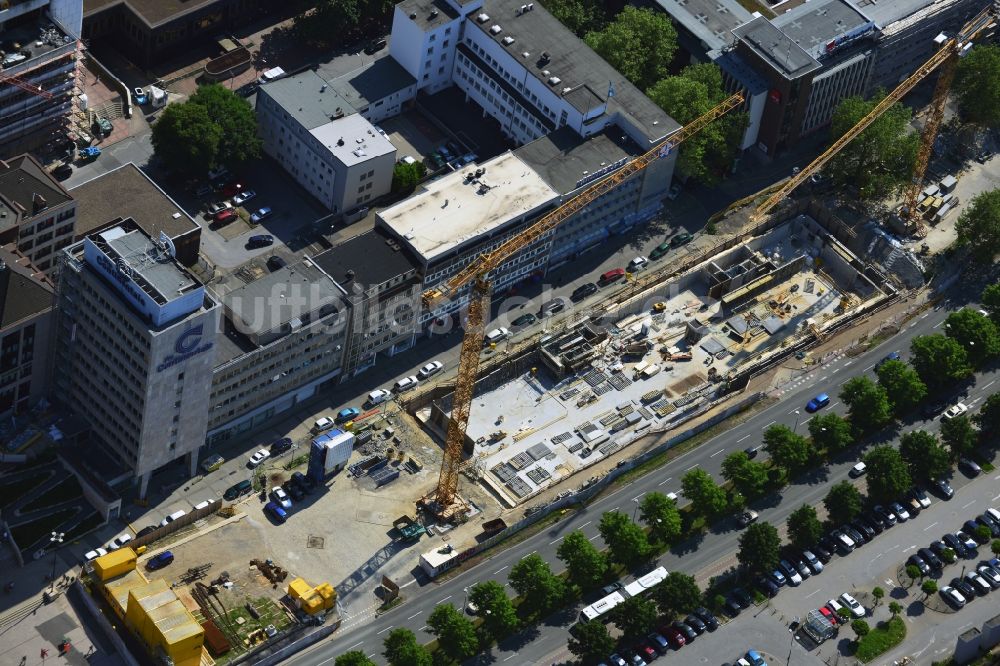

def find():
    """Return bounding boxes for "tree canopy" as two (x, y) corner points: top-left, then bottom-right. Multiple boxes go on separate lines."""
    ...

(944, 308), (1000, 366)
(910, 334), (972, 390)
(427, 605), (478, 663)
(557, 530), (609, 592)
(598, 511), (651, 568)
(737, 521), (781, 575)
(646, 63), (745, 185)
(610, 595), (659, 639)
(762, 424), (814, 475)
(864, 445), (912, 505)
(876, 359), (927, 416)
(975, 392), (1000, 434)
(653, 571), (703, 619)
(940, 414), (978, 460)
(293, 0), (393, 46)
(982, 283), (1000, 324)
(584, 7), (677, 91)
(151, 102), (222, 176)
(681, 468), (730, 518)
(808, 412), (854, 454)
(840, 376), (893, 434)
(787, 504), (823, 551)
(956, 189), (1000, 264)
(336, 653), (376, 666)
(568, 621), (616, 665)
(468, 581), (519, 642)
(383, 628), (432, 666)
(508, 554), (566, 618)
(639, 492), (683, 545)
(825, 92), (919, 200)
(721, 450), (770, 499)
(824, 481), (863, 526)
(187, 84), (262, 167)
(898, 430), (951, 483)
(539, 0), (610, 36)
(954, 44), (1000, 127)
(392, 161), (427, 194)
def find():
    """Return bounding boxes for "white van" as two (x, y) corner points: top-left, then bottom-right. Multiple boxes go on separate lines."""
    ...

(394, 376), (419, 393)
(160, 510), (186, 527)
(366, 389), (392, 406)
(484, 327), (510, 345)
(312, 416), (335, 433)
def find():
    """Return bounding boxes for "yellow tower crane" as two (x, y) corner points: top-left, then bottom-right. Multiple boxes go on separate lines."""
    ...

(419, 93), (745, 519)
(748, 3), (998, 227)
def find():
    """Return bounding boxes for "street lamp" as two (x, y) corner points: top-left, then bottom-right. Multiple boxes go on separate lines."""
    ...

(49, 531), (64, 588)
(792, 410), (801, 433)
(632, 497), (641, 521)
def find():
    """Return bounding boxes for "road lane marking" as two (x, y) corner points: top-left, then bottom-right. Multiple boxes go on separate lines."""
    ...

(933, 321), (943, 328)
(805, 589), (820, 598)
(377, 626), (393, 635)
(903, 545), (916, 552)
(633, 492), (646, 501)
(993, 494), (1000, 501)
(763, 420), (776, 428)
(494, 566), (508, 574)
(503, 654), (519, 662)
(924, 522), (938, 531)
(789, 408), (799, 415)
(830, 401), (840, 409)
(921, 313), (929, 319)
(737, 434), (752, 442)
(886, 544), (900, 551)
(710, 449), (725, 457)
(872, 553), (883, 561)
(611, 506), (619, 512)
(864, 364), (875, 371)
(408, 612), (422, 620)
(844, 360), (853, 366)
(437, 595), (452, 604)
(520, 550), (537, 559)
(421, 626), (430, 631)
(549, 536), (564, 545)
(984, 380), (996, 390)
(963, 500), (977, 509)
(580, 521), (592, 528)
(589, 534), (601, 541)
(686, 464), (699, 471)
(348, 642), (363, 650)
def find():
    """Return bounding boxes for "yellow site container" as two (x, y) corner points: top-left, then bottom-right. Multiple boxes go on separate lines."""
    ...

(101, 569), (147, 619)
(314, 583), (337, 610)
(93, 548), (137, 582)
(126, 579), (204, 666)
(287, 577), (336, 615)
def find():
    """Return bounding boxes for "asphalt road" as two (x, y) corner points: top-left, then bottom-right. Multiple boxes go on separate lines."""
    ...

(292, 292), (994, 665)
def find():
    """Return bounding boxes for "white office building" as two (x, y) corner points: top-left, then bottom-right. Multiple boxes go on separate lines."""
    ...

(256, 71), (397, 215)
(54, 219), (221, 497)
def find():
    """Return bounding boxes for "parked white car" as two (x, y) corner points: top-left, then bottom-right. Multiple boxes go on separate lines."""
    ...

(108, 533), (133, 550)
(271, 486), (292, 509)
(366, 389), (392, 407)
(839, 592), (865, 618)
(942, 402), (969, 420)
(418, 361), (444, 379)
(248, 448), (270, 468)
(84, 547), (108, 562)
(484, 327), (511, 345)
(394, 376), (419, 393)
(160, 510), (186, 527)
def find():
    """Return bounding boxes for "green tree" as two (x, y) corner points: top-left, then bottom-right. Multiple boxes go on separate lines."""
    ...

(567, 621), (616, 665)
(652, 572), (702, 618)
(982, 283), (1000, 324)
(392, 161), (428, 193)
(762, 424), (813, 475)
(975, 525), (993, 544)
(910, 334), (972, 390)
(540, 0), (607, 36)
(383, 628), (432, 666)
(336, 653), (376, 666)
(824, 481), (864, 525)
(787, 505), (823, 551)
(905, 563), (923, 581)
(940, 414), (978, 460)
(944, 308), (1000, 366)
(921, 579), (938, 596)
(954, 44), (1000, 127)
(188, 84), (261, 167)
(151, 102), (221, 176)
(295, 0), (362, 46)
(872, 587), (885, 605)
(646, 63), (745, 185)
(468, 581), (519, 642)
(426, 604), (478, 663)
(956, 189), (1000, 263)
(851, 619), (871, 638)
(584, 7), (677, 91)
(898, 430), (951, 483)
(809, 412), (854, 455)
(557, 530), (609, 592)
(864, 445), (912, 505)
(638, 492), (683, 545)
(681, 468), (729, 518)
(737, 521), (781, 575)
(876, 360), (927, 416)
(721, 451), (770, 499)
(837, 607), (852, 623)
(598, 511), (651, 568)
(508, 554), (566, 618)
(992, 539), (1000, 556)
(610, 595), (658, 639)
(941, 547), (957, 564)
(975, 392), (1000, 434)
(840, 376), (893, 434)
(888, 601), (903, 616)
(826, 92), (919, 200)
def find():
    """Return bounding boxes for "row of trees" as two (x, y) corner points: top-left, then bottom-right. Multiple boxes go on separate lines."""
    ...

(293, 0), (395, 46)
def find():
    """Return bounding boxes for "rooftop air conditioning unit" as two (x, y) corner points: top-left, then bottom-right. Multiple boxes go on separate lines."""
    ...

(502, 36), (515, 45)
(527, 3), (534, 9)
(490, 24), (503, 34)
(548, 76), (561, 85)
(522, 51), (530, 58)
(477, 13), (490, 22)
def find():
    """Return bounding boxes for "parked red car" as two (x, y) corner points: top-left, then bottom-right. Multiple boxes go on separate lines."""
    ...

(659, 625), (686, 649)
(214, 208), (237, 225)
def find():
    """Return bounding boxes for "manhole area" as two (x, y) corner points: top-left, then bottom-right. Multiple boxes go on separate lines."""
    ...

(307, 535), (325, 549)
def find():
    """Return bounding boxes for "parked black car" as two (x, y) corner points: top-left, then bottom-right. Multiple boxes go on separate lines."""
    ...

(270, 437), (293, 455)
(907, 554), (931, 576)
(731, 587), (752, 608)
(570, 283), (599, 302)
(943, 533), (971, 558)
(933, 478), (955, 499)
(863, 511), (888, 532)
(692, 607), (719, 631)
(852, 518), (876, 541)
(755, 575), (779, 598)
(917, 547), (943, 570)
(683, 615), (707, 634)
(812, 543), (833, 563)
(843, 524), (866, 546)
(672, 620), (697, 642)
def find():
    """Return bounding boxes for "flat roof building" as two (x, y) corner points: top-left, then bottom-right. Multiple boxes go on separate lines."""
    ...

(70, 164), (202, 266)
(326, 58), (419, 124)
(256, 72), (397, 215)
(54, 219), (220, 497)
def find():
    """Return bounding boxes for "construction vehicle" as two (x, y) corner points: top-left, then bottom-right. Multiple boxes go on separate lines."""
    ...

(393, 515), (427, 543)
(749, 4), (998, 229)
(418, 93), (745, 520)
